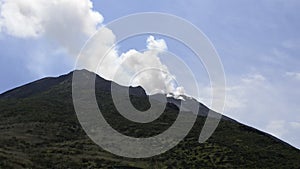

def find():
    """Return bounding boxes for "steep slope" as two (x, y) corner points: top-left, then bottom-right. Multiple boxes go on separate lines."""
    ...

(0, 70), (299, 168)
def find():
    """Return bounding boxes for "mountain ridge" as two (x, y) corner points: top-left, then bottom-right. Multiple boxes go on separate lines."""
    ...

(0, 69), (297, 148)
(0, 69), (299, 168)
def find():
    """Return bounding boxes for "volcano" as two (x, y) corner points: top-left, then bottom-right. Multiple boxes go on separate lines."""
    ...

(0, 70), (299, 168)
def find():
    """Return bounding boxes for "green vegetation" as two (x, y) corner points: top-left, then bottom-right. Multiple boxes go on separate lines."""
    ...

(0, 70), (299, 168)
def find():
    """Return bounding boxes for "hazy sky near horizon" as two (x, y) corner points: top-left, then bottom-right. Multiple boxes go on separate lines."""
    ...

(0, 0), (300, 149)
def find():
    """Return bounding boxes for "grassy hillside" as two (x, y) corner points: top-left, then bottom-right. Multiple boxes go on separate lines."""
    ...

(0, 70), (299, 168)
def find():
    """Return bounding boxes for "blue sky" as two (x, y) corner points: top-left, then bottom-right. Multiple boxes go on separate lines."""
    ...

(1, 0), (300, 148)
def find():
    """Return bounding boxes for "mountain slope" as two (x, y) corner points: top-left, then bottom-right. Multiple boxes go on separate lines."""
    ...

(0, 70), (299, 169)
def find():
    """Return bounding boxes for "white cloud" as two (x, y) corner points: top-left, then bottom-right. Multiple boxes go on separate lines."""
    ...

(200, 72), (300, 148)
(289, 121), (300, 129)
(286, 72), (300, 81)
(196, 73), (281, 125)
(200, 73), (268, 112)
(241, 74), (266, 84)
(282, 40), (300, 50)
(0, 0), (103, 54)
(266, 120), (287, 138)
(146, 35), (168, 51)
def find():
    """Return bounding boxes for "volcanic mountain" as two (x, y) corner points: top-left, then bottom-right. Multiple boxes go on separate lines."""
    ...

(0, 70), (299, 168)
